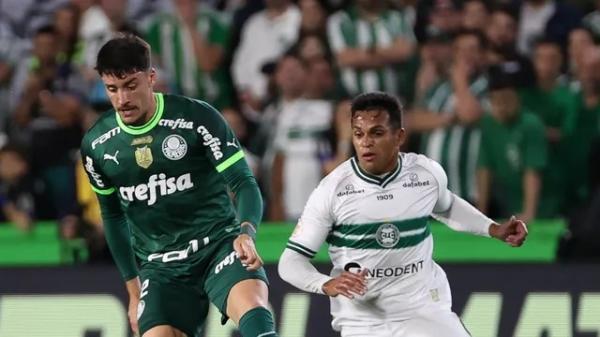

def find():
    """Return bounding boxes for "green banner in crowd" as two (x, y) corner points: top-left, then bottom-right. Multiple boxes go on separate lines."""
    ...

(0, 220), (565, 266)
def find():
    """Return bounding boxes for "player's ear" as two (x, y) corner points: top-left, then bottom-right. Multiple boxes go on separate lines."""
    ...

(148, 67), (157, 86)
(395, 127), (407, 147)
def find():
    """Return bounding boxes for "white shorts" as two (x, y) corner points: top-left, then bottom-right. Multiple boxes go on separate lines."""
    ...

(340, 308), (471, 337)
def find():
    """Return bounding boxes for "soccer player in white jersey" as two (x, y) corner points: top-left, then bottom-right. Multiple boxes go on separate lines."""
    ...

(278, 92), (528, 337)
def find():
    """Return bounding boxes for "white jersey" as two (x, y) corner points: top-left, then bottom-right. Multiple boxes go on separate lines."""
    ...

(287, 153), (454, 329)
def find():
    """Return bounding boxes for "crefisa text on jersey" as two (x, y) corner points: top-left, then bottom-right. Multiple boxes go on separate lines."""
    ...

(159, 118), (194, 130)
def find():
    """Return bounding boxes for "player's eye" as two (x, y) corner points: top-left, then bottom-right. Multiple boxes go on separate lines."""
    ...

(127, 85), (137, 91)
(353, 131), (363, 137)
(106, 87), (117, 93)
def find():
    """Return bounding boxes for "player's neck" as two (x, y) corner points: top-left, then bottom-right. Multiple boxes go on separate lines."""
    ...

(359, 157), (399, 177)
(138, 93), (157, 126)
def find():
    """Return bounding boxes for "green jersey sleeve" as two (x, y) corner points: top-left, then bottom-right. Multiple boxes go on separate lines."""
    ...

(194, 100), (264, 229)
(81, 139), (138, 280)
(523, 114), (548, 171)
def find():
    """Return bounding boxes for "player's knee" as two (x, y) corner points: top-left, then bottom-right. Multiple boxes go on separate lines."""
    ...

(142, 325), (186, 337)
(238, 306), (278, 337)
(227, 279), (269, 322)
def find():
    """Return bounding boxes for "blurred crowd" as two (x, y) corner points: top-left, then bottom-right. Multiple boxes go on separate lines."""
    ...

(0, 0), (599, 261)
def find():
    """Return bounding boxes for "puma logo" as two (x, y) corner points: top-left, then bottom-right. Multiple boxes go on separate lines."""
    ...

(103, 150), (119, 165)
(226, 141), (238, 148)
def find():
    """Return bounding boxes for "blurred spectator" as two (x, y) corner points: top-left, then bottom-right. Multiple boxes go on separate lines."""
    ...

(408, 29), (488, 201)
(563, 46), (600, 211)
(232, 0), (301, 110)
(222, 107), (260, 177)
(486, 5), (535, 88)
(477, 65), (547, 223)
(10, 25), (83, 219)
(299, 0), (328, 36)
(297, 33), (330, 64)
(146, 0), (234, 109)
(461, 0), (489, 32)
(54, 3), (83, 65)
(519, 38), (578, 217)
(79, 0), (139, 112)
(304, 57), (335, 99)
(327, 0), (415, 101)
(415, 0), (462, 42)
(567, 27), (595, 82)
(269, 53), (333, 221)
(557, 137), (600, 262)
(583, 0), (600, 39)
(413, 29), (453, 105)
(0, 144), (35, 231)
(0, 18), (17, 142)
(517, 0), (582, 56)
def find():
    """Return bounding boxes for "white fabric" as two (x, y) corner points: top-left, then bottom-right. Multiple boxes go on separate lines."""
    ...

(281, 153), (462, 331)
(278, 249), (332, 295)
(517, 1), (556, 55)
(341, 283), (470, 337)
(432, 193), (494, 237)
(231, 5), (301, 100)
(273, 99), (333, 220)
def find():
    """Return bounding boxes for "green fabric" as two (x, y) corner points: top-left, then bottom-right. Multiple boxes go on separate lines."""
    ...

(478, 111), (548, 216)
(221, 158), (264, 229)
(0, 220), (568, 265)
(518, 85), (578, 216)
(97, 193), (138, 280)
(328, 6), (415, 96)
(419, 76), (488, 200)
(80, 94), (255, 273)
(563, 89), (600, 208)
(145, 11), (233, 109)
(326, 220), (431, 249)
(238, 307), (278, 337)
(136, 235), (269, 336)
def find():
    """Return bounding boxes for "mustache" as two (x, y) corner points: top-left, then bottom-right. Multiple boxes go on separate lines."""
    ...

(119, 105), (137, 111)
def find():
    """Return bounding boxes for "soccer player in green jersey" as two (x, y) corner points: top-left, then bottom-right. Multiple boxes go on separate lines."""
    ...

(81, 34), (278, 337)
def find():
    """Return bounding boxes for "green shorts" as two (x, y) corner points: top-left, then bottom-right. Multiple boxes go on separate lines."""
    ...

(136, 235), (269, 336)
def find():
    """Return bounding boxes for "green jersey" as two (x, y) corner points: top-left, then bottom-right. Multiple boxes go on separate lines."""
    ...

(327, 5), (415, 97)
(420, 75), (488, 201)
(146, 10), (233, 109)
(518, 84), (578, 216)
(478, 111), (547, 215)
(81, 93), (261, 278)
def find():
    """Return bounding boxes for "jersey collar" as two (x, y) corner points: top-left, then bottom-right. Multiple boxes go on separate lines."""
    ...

(350, 155), (402, 188)
(116, 92), (164, 135)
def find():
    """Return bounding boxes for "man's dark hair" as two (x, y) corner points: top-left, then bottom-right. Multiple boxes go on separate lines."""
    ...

(454, 28), (488, 50)
(96, 34), (151, 77)
(34, 25), (57, 37)
(351, 92), (403, 129)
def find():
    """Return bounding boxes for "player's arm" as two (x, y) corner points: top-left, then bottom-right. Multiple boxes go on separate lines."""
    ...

(80, 144), (140, 333)
(278, 182), (367, 298)
(428, 158), (528, 246)
(194, 101), (263, 268)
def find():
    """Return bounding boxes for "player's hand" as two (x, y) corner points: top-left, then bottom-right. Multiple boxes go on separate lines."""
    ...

(233, 234), (263, 271)
(128, 297), (140, 336)
(489, 216), (528, 247)
(125, 278), (141, 336)
(322, 269), (368, 299)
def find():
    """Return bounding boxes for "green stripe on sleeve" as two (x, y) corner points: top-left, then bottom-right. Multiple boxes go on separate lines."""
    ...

(216, 150), (245, 173)
(286, 244), (314, 258)
(288, 240), (317, 256)
(91, 185), (116, 195)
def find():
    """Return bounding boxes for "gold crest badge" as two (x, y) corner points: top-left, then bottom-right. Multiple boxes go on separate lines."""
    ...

(135, 146), (153, 169)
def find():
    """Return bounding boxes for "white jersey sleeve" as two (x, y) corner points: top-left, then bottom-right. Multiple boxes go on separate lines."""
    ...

(278, 178), (336, 294)
(427, 157), (494, 237)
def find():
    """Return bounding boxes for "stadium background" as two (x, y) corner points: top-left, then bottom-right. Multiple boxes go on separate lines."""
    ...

(0, 0), (599, 336)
